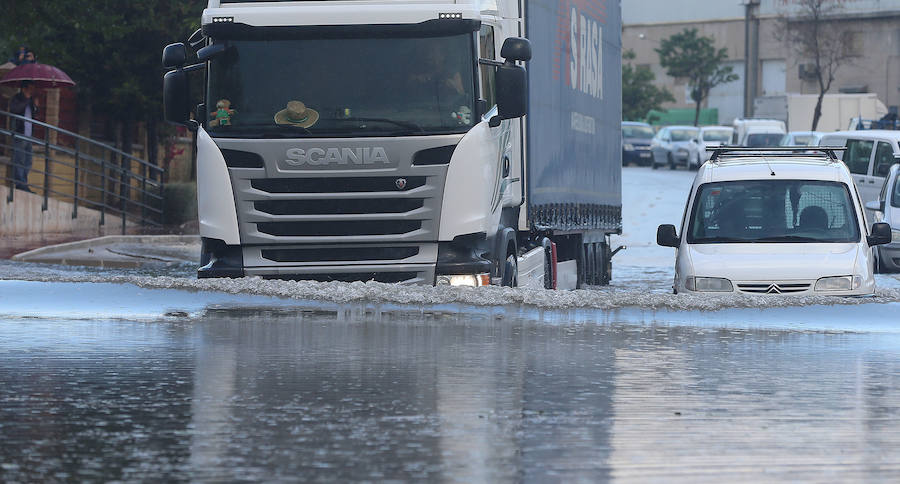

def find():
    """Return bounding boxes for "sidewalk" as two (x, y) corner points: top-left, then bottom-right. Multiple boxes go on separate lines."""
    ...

(9, 234), (201, 268)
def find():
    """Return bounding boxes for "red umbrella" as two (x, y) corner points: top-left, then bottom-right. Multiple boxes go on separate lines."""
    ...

(0, 63), (75, 87)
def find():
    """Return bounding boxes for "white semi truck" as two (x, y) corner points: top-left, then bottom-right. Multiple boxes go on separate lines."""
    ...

(163, 0), (622, 288)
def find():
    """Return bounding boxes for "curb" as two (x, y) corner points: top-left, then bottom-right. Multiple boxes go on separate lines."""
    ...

(11, 235), (201, 261)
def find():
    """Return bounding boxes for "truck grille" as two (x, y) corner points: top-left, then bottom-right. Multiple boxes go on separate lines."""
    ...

(261, 246), (419, 263)
(251, 176), (426, 193)
(737, 282), (811, 294)
(214, 135), (460, 282)
(257, 220), (422, 237)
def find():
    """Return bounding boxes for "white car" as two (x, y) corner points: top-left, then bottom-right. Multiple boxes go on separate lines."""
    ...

(651, 125), (700, 170)
(657, 147), (892, 296)
(692, 126), (734, 168)
(866, 163), (900, 272)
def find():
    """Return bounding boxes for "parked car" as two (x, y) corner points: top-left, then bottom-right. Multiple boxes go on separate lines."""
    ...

(657, 147), (892, 296)
(693, 126), (734, 168)
(651, 125), (700, 170)
(731, 118), (786, 147)
(865, 163), (900, 272)
(780, 131), (823, 147)
(622, 121), (655, 166)
(819, 130), (900, 225)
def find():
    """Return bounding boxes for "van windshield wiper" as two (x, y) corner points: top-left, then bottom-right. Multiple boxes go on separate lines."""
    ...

(755, 235), (822, 242)
(690, 236), (754, 243)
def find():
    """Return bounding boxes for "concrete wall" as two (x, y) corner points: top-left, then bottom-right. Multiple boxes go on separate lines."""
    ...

(1, 185), (134, 236)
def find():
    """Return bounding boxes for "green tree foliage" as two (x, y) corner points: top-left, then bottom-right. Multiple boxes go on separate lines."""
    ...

(1, 1), (202, 164)
(655, 28), (738, 126)
(622, 50), (675, 122)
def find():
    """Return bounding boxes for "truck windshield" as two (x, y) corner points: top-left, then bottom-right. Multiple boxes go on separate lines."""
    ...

(206, 34), (475, 138)
(687, 180), (860, 244)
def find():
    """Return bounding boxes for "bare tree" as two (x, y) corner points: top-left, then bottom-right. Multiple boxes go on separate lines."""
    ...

(779, 0), (855, 131)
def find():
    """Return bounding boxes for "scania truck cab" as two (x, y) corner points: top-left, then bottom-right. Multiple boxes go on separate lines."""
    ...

(163, 0), (622, 288)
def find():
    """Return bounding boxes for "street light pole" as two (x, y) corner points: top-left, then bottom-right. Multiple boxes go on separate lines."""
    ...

(743, 0), (760, 118)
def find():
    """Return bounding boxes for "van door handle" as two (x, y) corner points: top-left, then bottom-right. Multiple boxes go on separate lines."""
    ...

(868, 180), (875, 184)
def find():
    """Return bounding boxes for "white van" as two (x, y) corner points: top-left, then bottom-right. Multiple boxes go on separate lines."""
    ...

(818, 130), (900, 224)
(732, 118), (786, 147)
(657, 147), (892, 296)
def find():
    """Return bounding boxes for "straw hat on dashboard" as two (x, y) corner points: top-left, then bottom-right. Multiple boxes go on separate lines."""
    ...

(274, 100), (319, 128)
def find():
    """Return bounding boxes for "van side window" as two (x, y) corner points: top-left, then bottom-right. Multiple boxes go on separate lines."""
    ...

(843, 139), (873, 175)
(873, 142), (895, 177)
(479, 25), (497, 109)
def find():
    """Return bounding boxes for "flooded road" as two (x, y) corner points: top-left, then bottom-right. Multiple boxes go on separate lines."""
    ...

(1, 281), (900, 482)
(3, 166), (900, 481)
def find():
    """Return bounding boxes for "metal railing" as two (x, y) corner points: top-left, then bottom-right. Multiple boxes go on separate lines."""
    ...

(1, 110), (165, 232)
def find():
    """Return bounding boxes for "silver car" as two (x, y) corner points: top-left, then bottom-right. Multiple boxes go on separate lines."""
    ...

(867, 163), (900, 272)
(651, 125), (699, 170)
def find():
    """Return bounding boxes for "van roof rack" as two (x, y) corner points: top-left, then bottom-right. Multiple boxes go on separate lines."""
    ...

(707, 146), (847, 162)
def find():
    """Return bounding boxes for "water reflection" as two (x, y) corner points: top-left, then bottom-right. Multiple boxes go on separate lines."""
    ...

(0, 310), (899, 482)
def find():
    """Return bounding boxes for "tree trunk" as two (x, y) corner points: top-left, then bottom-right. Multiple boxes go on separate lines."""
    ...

(811, 91), (824, 131)
(693, 101), (701, 127)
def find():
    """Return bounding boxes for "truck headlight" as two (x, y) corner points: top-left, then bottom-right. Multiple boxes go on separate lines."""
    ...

(436, 274), (491, 287)
(685, 277), (733, 292)
(893, 229), (900, 243)
(623, 143), (635, 151)
(815, 276), (854, 292)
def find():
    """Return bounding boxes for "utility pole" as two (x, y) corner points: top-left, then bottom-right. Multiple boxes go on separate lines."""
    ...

(743, 0), (760, 118)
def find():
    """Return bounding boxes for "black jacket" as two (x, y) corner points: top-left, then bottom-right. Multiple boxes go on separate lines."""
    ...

(9, 92), (38, 135)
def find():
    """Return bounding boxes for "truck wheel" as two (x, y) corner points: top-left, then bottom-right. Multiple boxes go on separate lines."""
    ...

(501, 254), (518, 287)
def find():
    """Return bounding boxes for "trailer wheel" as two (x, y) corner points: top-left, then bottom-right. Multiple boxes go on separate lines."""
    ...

(501, 254), (518, 287)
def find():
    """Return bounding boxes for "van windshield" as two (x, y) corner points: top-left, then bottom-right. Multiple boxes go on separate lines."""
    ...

(746, 133), (784, 147)
(688, 180), (861, 244)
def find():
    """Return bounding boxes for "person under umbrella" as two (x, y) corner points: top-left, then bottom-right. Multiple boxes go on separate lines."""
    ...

(9, 80), (39, 192)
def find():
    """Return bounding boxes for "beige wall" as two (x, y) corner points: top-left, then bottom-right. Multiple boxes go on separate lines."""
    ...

(1, 185), (134, 236)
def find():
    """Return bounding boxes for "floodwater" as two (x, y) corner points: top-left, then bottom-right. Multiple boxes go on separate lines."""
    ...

(2, 167), (900, 481)
(2, 280), (900, 482)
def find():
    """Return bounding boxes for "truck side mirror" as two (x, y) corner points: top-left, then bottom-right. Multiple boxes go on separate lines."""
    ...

(500, 37), (532, 62)
(164, 69), (191, 126)
(162, 43), (187, 69)
(657, 224), (680, 247)
(197, 43), (228, 62)
(868, 222), (892, 246)
(495, 64), (527, 123)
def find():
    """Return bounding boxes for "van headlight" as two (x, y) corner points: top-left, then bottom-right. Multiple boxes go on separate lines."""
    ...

(815, 276), (857, 292)
(685, 277), (733, 292)
(893, 229), (900, 243)
(623, 143), (635, 151)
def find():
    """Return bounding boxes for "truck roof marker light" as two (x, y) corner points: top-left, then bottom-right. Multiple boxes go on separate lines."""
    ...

(438, 13), (463, 19)
(212, 17), (234, 23)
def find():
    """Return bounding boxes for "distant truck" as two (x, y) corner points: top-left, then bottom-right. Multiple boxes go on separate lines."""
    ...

(162, 0), (622, 288)
(754, 93), (887, 133)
